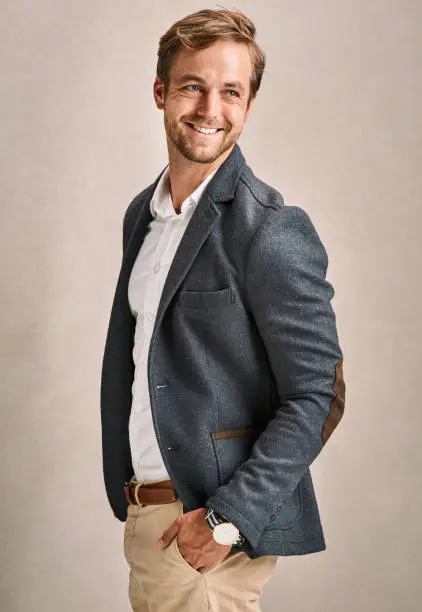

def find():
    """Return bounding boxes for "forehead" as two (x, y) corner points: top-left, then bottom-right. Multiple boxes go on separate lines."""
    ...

(170, 40), (252, 85)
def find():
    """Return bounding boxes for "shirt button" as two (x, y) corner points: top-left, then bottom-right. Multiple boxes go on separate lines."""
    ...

(148, 313), (154, 322)
(153, 263), (161, 273)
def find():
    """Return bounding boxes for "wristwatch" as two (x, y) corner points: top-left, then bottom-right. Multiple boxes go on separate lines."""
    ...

(205, 508), (246, 547)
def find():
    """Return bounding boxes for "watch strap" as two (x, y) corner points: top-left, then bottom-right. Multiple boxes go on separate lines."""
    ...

(205, 508), (245, 547)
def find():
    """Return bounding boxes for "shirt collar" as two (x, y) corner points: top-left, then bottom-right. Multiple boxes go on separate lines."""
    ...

(150, 164), (219, 220)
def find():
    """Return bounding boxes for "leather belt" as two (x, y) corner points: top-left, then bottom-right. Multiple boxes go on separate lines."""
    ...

(124, 479), (178, 506)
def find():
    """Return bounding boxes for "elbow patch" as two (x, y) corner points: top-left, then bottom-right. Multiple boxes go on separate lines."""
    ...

(322, 359), (345, 444)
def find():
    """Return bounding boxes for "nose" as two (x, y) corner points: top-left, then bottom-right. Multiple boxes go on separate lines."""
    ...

(196, 89), (221, 122)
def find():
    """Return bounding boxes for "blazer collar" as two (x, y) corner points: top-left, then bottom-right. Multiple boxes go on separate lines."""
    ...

(147, 142), (246, 208)
(203, 143), (246, 203)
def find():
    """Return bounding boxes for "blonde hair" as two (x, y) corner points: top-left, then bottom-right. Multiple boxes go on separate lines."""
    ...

(156, 7), (266, 107)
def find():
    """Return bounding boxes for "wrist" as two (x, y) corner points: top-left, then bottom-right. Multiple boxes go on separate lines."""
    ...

(205, 508), (246, 547)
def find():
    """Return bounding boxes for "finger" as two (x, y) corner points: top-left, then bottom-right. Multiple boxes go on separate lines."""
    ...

(158, 518), (180, 548)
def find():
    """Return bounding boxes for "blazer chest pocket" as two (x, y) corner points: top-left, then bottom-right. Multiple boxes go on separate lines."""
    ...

(178, 286), (237, 309)
(211, 427), (260, 486)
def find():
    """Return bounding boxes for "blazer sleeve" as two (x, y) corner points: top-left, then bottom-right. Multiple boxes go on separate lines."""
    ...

(205, 205), (345, 549)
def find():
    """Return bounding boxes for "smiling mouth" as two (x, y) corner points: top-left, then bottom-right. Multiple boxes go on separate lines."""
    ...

(185, 122), (224, 135)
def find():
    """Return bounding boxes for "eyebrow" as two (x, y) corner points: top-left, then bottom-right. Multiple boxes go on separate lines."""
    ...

(178, 74), (245, 93)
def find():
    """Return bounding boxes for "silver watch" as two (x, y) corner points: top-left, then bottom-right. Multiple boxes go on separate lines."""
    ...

(205, 508), (245, 547)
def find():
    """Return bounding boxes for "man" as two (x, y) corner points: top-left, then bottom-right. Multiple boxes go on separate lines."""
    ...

(101, 8), (345, 612)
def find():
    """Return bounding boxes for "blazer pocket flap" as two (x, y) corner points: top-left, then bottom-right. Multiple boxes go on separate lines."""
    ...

(178, 287), (236, 309)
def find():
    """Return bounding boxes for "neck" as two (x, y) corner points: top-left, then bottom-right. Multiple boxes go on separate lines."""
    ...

(166, 144), (234, 213)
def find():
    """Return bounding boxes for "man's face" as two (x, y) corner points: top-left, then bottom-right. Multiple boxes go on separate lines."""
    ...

(153, 40), (256, 165)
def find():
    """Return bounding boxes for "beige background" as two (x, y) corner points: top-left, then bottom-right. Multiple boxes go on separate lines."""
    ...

(1, 1), (421, 611)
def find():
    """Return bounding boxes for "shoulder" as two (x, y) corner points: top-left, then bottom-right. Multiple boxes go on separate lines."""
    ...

(239, 165), (286, 212)
(239, 165), (323, 248)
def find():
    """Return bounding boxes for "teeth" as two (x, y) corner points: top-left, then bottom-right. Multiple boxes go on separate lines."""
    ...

(191, 124), (218, 134)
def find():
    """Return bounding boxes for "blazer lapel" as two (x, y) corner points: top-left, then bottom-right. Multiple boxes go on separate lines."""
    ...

(154, 195), (220, 329)
(122, 182), (161, 284)
(118, 144), (246, 328)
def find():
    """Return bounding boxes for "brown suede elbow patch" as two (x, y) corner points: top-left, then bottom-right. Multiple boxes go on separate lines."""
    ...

(322, 359), (345, 445)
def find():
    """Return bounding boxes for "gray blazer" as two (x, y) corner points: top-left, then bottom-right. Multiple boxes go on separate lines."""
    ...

(100, 144), (345, 559)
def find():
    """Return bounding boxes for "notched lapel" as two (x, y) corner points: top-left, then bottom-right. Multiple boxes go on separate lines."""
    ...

(116, 143), (246, 326)
(114, 187), (156, 307)
(154, 193), (220, 328)
(153, 144), (246, 325)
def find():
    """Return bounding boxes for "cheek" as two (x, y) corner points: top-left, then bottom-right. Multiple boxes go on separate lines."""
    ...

(166, 97), (192, 116)
(225, 110), (244, 129)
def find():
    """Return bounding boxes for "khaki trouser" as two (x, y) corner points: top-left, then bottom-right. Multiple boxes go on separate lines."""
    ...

(124, 497), (278, 611)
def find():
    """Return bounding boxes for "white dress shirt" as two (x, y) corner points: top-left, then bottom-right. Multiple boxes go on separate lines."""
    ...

(127, 163), (219, 484)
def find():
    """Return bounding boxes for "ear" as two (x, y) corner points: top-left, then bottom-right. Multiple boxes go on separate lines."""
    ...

(153, 76), (165, 110)
(244, 94), (257, 123)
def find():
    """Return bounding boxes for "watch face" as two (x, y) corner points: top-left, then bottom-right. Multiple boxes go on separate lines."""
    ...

(213, 522), (239, 545)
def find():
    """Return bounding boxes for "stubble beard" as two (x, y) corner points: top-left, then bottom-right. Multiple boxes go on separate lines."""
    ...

(164, 112), (242, 165)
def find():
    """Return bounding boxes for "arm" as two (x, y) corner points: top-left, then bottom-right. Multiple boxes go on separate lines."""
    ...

(205, 205), (345, 549)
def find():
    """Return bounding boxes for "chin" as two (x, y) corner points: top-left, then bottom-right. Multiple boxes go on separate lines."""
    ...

(181, 151), (221, 164)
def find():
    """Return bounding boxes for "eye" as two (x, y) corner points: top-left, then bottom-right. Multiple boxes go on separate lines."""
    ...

(184, 85), (240, 97)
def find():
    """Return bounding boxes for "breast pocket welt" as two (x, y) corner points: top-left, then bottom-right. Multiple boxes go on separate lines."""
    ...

(177, 287), (238, 310)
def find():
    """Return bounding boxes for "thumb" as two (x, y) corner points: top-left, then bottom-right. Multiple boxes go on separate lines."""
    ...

(158, 517), (180, 548)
